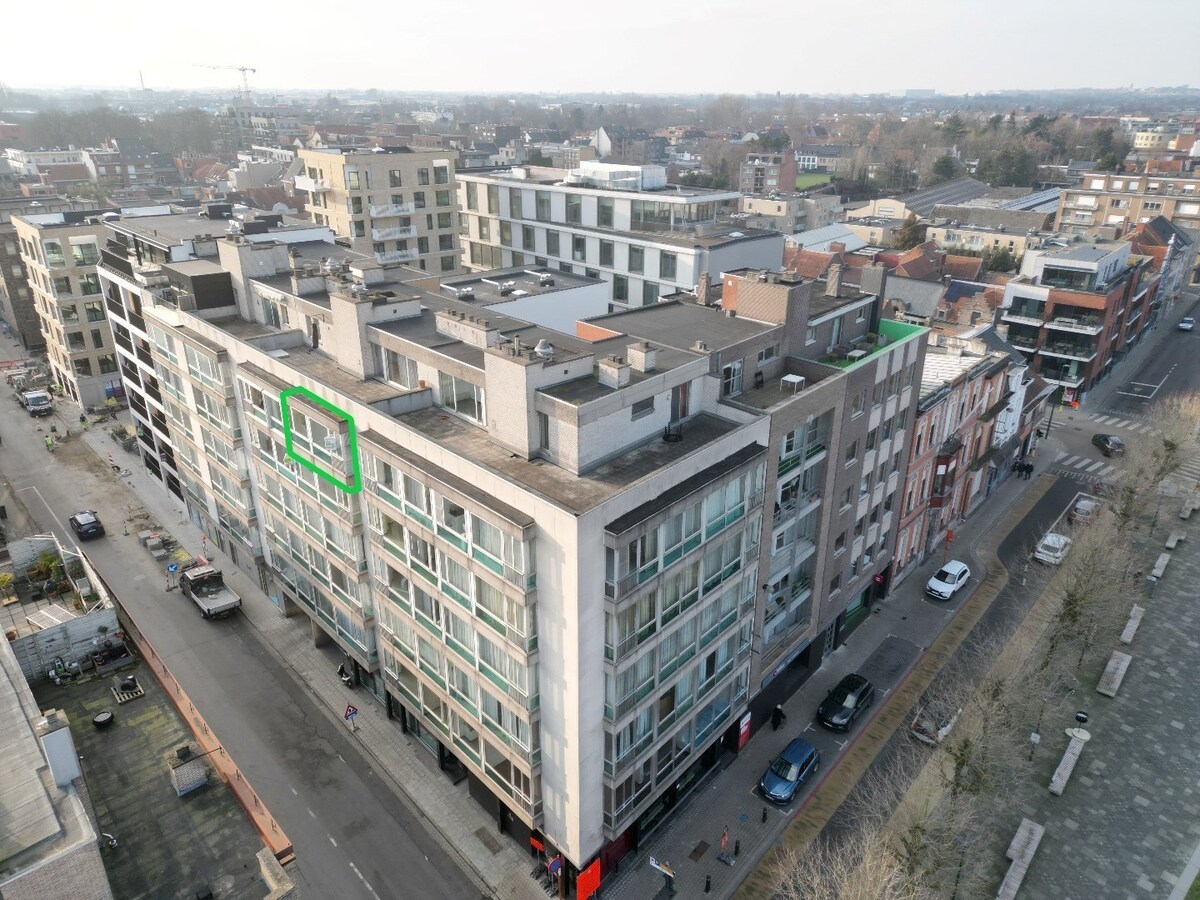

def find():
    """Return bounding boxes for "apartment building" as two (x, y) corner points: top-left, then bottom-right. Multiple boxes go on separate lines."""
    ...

(738, 152), (798, 194)
(295, 146), (462, 273)
(1055, 171), (1200, 235)
(457, 162), (783, 305)
(738, 192), (842, 235)
(893, 337), (1012, 579)
(95, 203), (334, 511)
(999, 239), (1157, 397)
(12, 211), (121, 406)
(0, 196), (93, 350)
(117, 214), (923, 892)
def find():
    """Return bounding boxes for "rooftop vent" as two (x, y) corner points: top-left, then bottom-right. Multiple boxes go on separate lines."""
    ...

(538, 272), (555, 286)
(533, 339), (555, 358)
(693, 340), (708, 352)
(499, 280), (517, 296)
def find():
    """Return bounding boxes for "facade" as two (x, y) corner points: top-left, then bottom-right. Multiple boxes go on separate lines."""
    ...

(739, 193), (842, 235)
(1055, 172), (1200, 235)
(999, 240), (1158, 397)
(295, 146), (462, 272)
(738, 153), (798, 194)
(457, 162), (783, 305)
(12, 211), (120, 406)
(893, 336), (1013, 579)
(0, 196), (92, 350)
(119, 217), (925, 893)
(794, 145), (856, 175)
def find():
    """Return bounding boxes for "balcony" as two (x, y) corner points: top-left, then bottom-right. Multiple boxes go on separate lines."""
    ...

(1043, 372), (1085, 389)
(1044, 316), (1103, 336)
(774, 491), (820, 527)
(294, 174), (329, 192)
(1039, 342), (1097, 363)
(376, 248), (419, 264)
(371, 224), (417, 241)
(1001, 309), (1044, 327)
(1007, 335), (1039, 352)
(370, 201), (415, 217)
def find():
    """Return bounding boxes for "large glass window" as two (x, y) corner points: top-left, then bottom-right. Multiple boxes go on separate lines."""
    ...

(566, 194), (582, 224)
(598, 197), (614, 228)
(509, 187), (523, 219)
(434, 165), (449, 185)
(572, 235), (586, 262)
(613, 275), (629, 301)
(629, 246), (644, 274)
(660, 252), (677, 281)
(43, 241), (65, 267)
(600, 240), (614, 267)
(535, 191), (551, 221)
(465, 181), (477, 210)
(71, 241), (100, 266)
(438, 372), (486, 424)
(546, 230), (560, 256)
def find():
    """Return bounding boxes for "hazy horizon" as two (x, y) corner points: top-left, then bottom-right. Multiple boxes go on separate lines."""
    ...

(4, 0), (1197, 98)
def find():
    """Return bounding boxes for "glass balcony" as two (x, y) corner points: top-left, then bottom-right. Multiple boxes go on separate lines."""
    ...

(369, 201), (415, 217)
(1044, 316), (1103, 336)
(294, 174), (329, 192)
(376, 248), (419, 264)
(371, 225), (417, 241)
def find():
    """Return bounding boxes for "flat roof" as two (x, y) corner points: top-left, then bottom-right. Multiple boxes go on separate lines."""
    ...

(401, 408), (745, 515)
(0, 643), (59, 864)
(440, 266), (599, 305)
(585, 299), (776, 352)
(112, 212), (315, 247)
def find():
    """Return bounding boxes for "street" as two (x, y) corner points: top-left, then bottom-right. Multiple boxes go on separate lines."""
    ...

(0, 400), (479, 900)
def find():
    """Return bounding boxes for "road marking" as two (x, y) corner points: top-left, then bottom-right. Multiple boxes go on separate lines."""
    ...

(349, 862), (382, 900)
(291, 787), (298, 796)
(329, 835), (338, 847)
(1094, 415), (1115, 424)
(308, 808), (316, 818)
(1085, 461), (1105, 472)
(1062, 455), (1080, 467)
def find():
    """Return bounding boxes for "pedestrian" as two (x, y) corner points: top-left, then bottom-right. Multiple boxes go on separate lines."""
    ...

(1012, 458), (1021, 474)
(1025, 462), (1034, 480)
(771, 704), (786, 731)
(79, 413), (87, 428)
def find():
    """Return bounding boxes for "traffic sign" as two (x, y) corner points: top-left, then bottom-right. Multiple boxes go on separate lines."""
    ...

(167, 563), (180, 574)
(344, 704), (359, 721)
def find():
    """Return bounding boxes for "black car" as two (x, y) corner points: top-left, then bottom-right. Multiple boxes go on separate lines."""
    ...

(69, 510), (105, 539)
(1092, 433), (1125, 457)
(817, 673), (876, 731)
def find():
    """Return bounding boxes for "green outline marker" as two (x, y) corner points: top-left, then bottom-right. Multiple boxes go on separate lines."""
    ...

(280, 386), (362, 494)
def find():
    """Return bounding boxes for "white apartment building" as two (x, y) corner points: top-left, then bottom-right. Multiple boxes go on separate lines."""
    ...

(111, 223), (924, 894)
(457, 162), (784, 305)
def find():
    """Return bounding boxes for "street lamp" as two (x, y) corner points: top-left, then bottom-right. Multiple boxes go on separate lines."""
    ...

(1040, 362), (1072, 440)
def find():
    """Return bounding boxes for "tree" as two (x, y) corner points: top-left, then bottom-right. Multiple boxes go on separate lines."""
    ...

(893, 214), (927, 251)
(940, 114), (968, 143)
(526, 149), (553, 167)
(976, 146), (1036, 187)
(983, 248), (1015, 273)
(928, 155), (957, 184)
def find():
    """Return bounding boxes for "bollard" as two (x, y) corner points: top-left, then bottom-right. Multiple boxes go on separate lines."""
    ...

(705, 875), (711, 893)
(762, 806), (767, 823)
(734, 839), (740, 857)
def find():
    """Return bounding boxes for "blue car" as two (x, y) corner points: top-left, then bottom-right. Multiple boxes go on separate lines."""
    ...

(760, 737), (820, 803)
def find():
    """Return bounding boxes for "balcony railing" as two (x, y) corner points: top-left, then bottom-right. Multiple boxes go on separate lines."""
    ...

(376, 248), (419, 264)
(1044, 316), (1103, 335)
(774, 491), (821, 527)
(1001, 310), (1044, 327)
(294, 174), (329, 192)
(369, 201), (415, 217)
(1039, 344), (1097, 363)
(371, 225), (417, 241)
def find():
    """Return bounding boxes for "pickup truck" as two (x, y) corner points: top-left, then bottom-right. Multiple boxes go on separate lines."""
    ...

(18, 390), (52, 416)
(178, 565), (242, 619)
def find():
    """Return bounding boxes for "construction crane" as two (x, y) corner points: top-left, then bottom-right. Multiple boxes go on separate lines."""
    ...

(195, 64), (256, 97)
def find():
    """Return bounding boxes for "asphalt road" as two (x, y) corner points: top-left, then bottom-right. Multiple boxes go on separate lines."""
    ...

(0, 402), (478, 900)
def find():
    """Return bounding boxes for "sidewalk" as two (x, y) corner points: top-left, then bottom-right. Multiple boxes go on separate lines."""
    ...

(601, 457), (1050, 900)
(76, 426), (547, 900)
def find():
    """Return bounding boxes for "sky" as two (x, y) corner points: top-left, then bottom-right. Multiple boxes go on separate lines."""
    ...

(4, 0), (1198, 98)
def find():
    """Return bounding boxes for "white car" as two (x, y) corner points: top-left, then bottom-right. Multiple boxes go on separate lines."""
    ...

(926, 560), (971, 600)
(910, 701), (964, 746)
(1179, 317), (1195, 331)
(1034, 532), (1073, 565)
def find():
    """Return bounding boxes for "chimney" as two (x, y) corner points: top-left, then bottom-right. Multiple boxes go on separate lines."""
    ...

(627, 341), (657, 373)
(598, 354), (631, 389)
(829, 241), (847, 255)
(694, 271), (712, 306)
(825, 263), (843, 297)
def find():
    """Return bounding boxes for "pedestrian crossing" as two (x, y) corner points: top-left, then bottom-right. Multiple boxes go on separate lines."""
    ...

(1050, 452), (1118, 483)
(1042, 410), (1159, 437)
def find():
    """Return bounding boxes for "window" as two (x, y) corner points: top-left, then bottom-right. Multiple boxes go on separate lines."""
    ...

(806, 327), (816, 345)
(67, 331), (86, 350)
(829, 573), (841, 595)
(720, 360), (742, 397)
(350, 221), (366, 238)
(390, 170), (403, 188)
(659, 252), (677, 281)
(84, 300), (104, 322)
(413, 191), (426, 209)
(509, 187), (523, 218)
(417, 168), (430, 186)
(439, 371), (486, 424)
(572, 235), (586, 262)
(834, 532), (846, 554)
(349, 196), (363, 214)
(347, 170), (360, 189)
(546, 230), (559, 256)
(98, 353), (117, 374)
(53, 275), (72, 296)
(642, 281), (659, 304)
(566, 194), (582, 224)
(852, 389), (867, 417)
(600, 240), (614, 267)
(91, 328), (104, 349)
(629, 245), (644, 274)
(845, 441), (858, 466)
(535, 191), (551, 221)
(440, 255), (456, 272)
(436, 191), (451, 209)
(71, 242), (99, 266)
(417, 236), (429, 254)
(381, 348), (418, 387)
(757, 345), (779, 365)
(439, 233), (454, 251)
(866, 428), (878, 452)
(434, 165), (449, 185)
(478, 217), (491, 242)
(74, 358), (92, 377)
(631, 396), (654, 420)
(487, 184), (500, 214)
(598, 197), (614, 227)
(613, 275), (629, 301)
(523, 225), (536, 251)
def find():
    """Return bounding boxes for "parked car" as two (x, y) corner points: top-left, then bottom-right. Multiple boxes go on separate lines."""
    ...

(759, 737), (821, 803)
(69, 510), (105, 539)
(1069, 497), (1098, 525)
(1034, 532), (1073, 565)
(817, 673), (876, 731)
(1179, 317), (1195, 331)
(1092, 433), (1125, 457)
(926, 560), (971, 600)
(909, 701), (963, 746)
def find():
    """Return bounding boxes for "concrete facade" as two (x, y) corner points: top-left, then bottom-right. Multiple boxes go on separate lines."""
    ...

(1055, 171), (1200, 235)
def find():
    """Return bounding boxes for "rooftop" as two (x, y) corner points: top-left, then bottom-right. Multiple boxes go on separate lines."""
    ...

(584, 299), (776, 352)
(439, 266), (599, 306)
(898, 177), (992, 218)
(402, 408), (746, 515)
(112, 211), (319, 248)
(819, 318), (927, 370)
